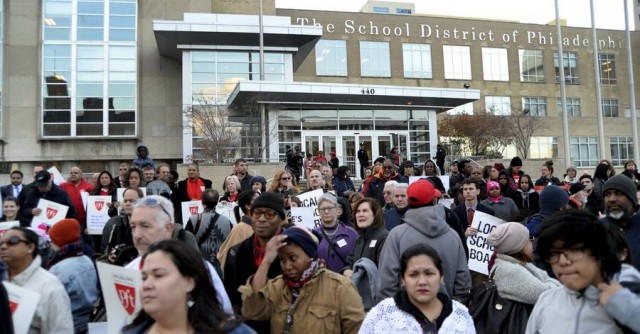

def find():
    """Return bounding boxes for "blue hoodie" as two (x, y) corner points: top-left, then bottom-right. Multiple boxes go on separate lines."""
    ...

(131, 144), (154, 169)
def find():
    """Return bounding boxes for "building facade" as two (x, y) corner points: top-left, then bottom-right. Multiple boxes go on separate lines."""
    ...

(1, 0), (639, 176)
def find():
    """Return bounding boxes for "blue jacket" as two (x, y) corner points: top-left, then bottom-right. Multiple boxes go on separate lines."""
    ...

(601, 213), (640, 272)
(131, 144), (154, 169)
(49, 255), (99, 333)
(332, 176), (355, 198)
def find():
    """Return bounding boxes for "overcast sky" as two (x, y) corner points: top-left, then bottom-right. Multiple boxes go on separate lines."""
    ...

(275, 0), (635, 30)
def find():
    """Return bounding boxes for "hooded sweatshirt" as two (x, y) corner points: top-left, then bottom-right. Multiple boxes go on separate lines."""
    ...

(131, 144), (154, 169)
(377, 205), (471, 304)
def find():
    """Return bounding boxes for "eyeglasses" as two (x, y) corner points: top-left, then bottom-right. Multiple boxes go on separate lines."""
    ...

(138, 197), (172, 220)
(471, 172), (482, 175)
(0, 235), (30, 247)
(546, 247), (586, 264)
(318, 206), (335, 212)
(281, 177), (291, 181)
(251, 209), (278, 219)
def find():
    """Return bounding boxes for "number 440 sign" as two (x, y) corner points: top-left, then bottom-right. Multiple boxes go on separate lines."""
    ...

(466, 211), (504, 275)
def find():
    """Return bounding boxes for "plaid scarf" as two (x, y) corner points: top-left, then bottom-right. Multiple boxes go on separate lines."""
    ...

(283, 259), (326, 299)
(46, 240), (84, 268)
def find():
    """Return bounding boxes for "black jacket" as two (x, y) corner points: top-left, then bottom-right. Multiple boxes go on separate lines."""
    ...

(20, 183), (77, 227)
(343, 226), (388, 272)
(223, 236), (282, 334)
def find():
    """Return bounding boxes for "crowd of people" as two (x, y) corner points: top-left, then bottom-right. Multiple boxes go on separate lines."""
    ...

(1, 148), (640, 333)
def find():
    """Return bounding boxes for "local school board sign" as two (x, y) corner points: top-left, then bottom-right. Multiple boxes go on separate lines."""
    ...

(295, 18), (625, 49)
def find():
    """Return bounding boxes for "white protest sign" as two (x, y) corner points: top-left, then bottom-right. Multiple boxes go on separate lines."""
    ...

(87, 196), (113, 235)
(297, 189), (323, 209)
(31, 199), (69, 232)
(3, 281), (41, 334)
(81, 191), (90, 210)
(216, 202), (237, 225)
(408, 176), (421, 184)
(290, 207), (319, 230)
(439, 175), (450, 193)
(0, 221), (19, 237)
(47, 166), (65, 185)
(96, 262), (142, 334)
(438, 198), (454, 209)
(466, 211), (505, 275)
(181, 200), (203, 225)
(88, 322), (108, 334)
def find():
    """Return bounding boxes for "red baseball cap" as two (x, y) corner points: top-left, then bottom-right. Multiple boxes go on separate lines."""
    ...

(407, 179), (441, 208)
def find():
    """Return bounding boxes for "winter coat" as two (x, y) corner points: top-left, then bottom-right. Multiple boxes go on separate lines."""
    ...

(512, 189), (540, 218)
(480, 197), (520, 222)
(131, 144), (154, 169)
(332, 175), (355, 198)
(377, 205), (471, 304)
(492, 254), (560, 304)
(384, 207), (407, 231)
(240, 268), (365, 334)
(342, 226), (388, 272)
(314, 221), (358, 273)
(217, 216), (253, 270)
(360, 291), (475, 334)
(602, 213), (640, 272)
(4, 256), (73, 334)
(121, 316), (256, 334)
(186, 210), (232, 270)
(20, 183), (78, 227)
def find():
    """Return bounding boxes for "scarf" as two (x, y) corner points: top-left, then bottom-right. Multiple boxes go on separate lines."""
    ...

(283, 259), (326, 299)
(186, 178), (205, 200)
(487, 181), (503, 203)
(374, 170), (398, 182)
(253, 235), (266, 268)
(46, 240), (84, 268)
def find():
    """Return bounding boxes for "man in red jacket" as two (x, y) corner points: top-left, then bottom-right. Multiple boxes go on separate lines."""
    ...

(60, 166), (94, 233)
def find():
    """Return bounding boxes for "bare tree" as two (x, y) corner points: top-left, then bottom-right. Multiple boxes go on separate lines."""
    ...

(184, 96), (238, 163)
(438, 109), (512, 157)
(506, 109), (546, 159)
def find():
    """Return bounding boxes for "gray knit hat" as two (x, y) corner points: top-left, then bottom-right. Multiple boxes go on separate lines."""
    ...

(603, 174), (638, 209)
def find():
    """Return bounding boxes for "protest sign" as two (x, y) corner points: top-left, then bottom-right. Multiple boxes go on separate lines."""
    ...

(181, 200), (203, 225)
(296, 189), (323, 209)
(3, 281), (40, 334)
(47, 166), (65, 185)
(216, 202), (237, 225)
(0, 221), (19, 237)
(31, 199), (68, 233)
(96, 262), (142, 334)
(289, 206), (320, 230)
(87, 196), (113, 234)
(466, 211), (505, 275)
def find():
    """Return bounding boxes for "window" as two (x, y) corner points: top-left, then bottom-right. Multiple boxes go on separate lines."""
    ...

(610, 136), (633, 166)
(372, 6), (389, 13)
(448, 102), (473, 115)
(530, 137), (558, 159)
(396, 8), (412, 14)
(519, 49), (544, 83)
(485, 96), (511, 115)
(443, 45), (471, 80)
(315, 39), (347, 76)
(42, 0), (137, 137)
(557, 98), (581, 117)
(599, 53), (617, 85)
(554, 51), (579, 84)
(522, 97), (546, 117)
(570, 136), (598, 167)
(602, 99), (619, 117)
(360, 41), (390, 77)
(402, 44), (432, 79)
(482, 47), (509, 81)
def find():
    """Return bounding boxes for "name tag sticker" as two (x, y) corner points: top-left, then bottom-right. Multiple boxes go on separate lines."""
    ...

(337, 239), (347, 248)
(369, 240), (377, 248)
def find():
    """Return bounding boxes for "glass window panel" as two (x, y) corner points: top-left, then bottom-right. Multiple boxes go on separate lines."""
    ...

(109, 29), (135, 41)
(43, 110), (71, 122)
(44, 28), (71, 40)
(264, 74), (284, 82)
(109, 123), (135, 136)
(443, 45), (471, 80)
(191, 52), (215, 61)
(76, 83), (103, 96)
(78, 15), (104, 27)
(44, 58), (71, 71)
(109, 2), (135, 15)
(192, 61), (216, 73)
(218, 62), (250, 74)
(44, 15), (72, 27)
(44, 124), (71, 136)
(77, 58), (104, 71)
(375, 121), (406, 130)
(76, 109), (103, 122)
(45, 2), (73, 15)
(375, 110), (408, 121)
(78, 2), (104, 14)
(77, 45), (103, 58)
(77, 71), (103, 82)
(217, 52), (248, 62)
(76, 123), (103, 136)
(403, 43), (432, 79)
(109, 59), (135, 71)
(108, 71), (135, 81)
(112, 97), (135, 110)
(109, 109), (135, 122)
(339, 110), (373, 119)
(108, 83), (135, 96)
(315, 39), (348, 76)
(360, 41), (391, 77)
(77, 97), (103, 109)
(44, 45), (71, 58)
(78, 28), (103, 41)
(110, 16), (135, 28)
(43, 71), (72, 81)
(482, 47), (509, 81)
(109, 46), (135, 59)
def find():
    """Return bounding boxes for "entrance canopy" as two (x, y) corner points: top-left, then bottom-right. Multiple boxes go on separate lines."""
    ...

(226, 81), (481, 113)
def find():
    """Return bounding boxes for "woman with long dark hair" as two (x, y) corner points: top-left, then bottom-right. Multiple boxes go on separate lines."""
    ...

(122, 239), (253, 333)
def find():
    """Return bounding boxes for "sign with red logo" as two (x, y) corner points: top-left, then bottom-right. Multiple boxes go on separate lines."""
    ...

(95, 200), (105, 211)
(4, 281), (41, 334)
(189, 205), (199, 215)
(115, 283), (136, 315)
(46, 207), (58, 220)
(181, 200), (203, 225)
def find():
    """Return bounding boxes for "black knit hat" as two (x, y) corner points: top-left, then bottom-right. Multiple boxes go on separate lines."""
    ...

(251, 191), (286, 219)
(510, 156), (523, 167)
(603, 174), (638, 209)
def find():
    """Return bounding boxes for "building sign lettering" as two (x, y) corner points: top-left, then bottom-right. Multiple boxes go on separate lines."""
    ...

(295, 17), (623, 49)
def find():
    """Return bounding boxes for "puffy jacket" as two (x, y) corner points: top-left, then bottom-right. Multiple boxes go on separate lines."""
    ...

(240, 268), (364, 334)
(131, 144), (154, 169)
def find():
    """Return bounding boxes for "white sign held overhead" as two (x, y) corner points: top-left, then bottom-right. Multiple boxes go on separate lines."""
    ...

(466, 211), (505, 275)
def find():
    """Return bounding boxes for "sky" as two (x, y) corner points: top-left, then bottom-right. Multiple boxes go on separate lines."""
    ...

(275, 0), (636, 31)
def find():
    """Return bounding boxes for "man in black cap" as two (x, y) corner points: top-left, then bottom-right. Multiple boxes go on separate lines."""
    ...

(357, 143), (369, 179)
(398, 160), (414, 184)
(223, 191), (284, 333)
(20, 170), (77, 227)
(600, 174), (640, 271)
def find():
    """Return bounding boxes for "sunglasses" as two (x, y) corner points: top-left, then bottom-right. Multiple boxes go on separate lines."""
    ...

(281, 177), (291, 181)
(138, 197), (172, 220)
(0, 235), (30, 247)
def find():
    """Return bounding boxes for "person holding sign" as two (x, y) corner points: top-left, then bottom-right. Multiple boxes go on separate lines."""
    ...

(122, 240), (253, 334)
(1, 226), (73, 333)
(20, 170), (77, 227)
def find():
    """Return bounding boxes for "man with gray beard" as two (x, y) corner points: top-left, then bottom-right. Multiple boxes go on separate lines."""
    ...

(599, 174), (640, 271)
